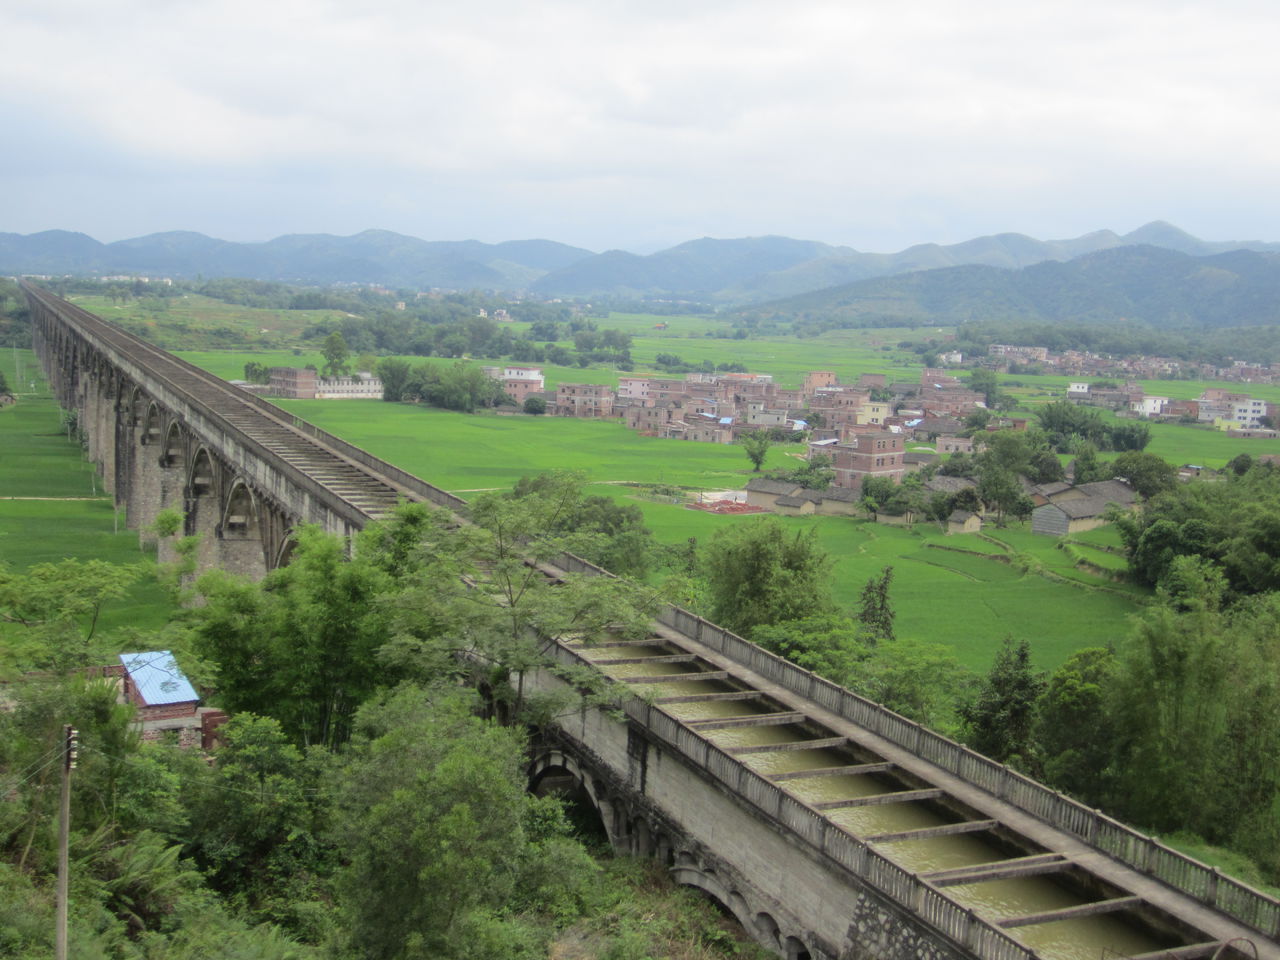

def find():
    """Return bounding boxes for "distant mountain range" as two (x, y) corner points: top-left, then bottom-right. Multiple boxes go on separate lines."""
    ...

(0, 229), (593, 291)
(3, 222), (1280, 309)
(735, 245), (1280, 329)
(530, 222), (1280, 302)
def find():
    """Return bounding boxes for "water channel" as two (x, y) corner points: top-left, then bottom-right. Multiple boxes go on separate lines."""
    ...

(591, 655), (1170, 960)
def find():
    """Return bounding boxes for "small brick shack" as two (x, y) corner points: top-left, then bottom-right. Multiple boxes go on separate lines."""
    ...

(119, 650), (200, 721)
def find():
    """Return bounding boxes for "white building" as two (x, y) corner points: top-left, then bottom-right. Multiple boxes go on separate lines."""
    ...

(1129, 396), (1168, 418)
(315, 372), (383, 399)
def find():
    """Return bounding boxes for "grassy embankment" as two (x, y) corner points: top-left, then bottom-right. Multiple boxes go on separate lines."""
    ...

(0, 350), (173, 662)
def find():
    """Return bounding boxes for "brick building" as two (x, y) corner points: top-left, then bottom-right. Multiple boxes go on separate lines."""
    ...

(556, 382), (615, 417)
(829, 429), (906, 492)
(483, 365), (545, 403)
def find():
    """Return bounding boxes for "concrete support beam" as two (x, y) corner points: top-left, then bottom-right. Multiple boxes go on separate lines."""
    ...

(998, 895), (1143, 929)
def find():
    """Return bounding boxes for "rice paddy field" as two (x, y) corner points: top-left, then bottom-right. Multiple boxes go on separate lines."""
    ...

(616, 495), (1142, 672)
(0, 351), (174, 655)
(247, 397), (1145, 672)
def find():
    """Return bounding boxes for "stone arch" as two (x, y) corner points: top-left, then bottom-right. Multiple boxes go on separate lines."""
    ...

(184, 447), (221, 570)
(753, 911), (782, 951)
(783, 935), (812, 960)
(630, 816), (653, 857)
(218, 478), (268, 580)
(141, 403), (164, 447)
(669, 862), (755, 934)
(653, 831), (675, 867)
(274, 532), (298, 569)
(187, 447), (218, 501)
(127, 387), (149, 427)
(221, 479), (261, 540)
(161, 420), (186, 470)
(527, 749), (619, 848)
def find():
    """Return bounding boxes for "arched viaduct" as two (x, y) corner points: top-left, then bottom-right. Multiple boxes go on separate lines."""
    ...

(25, 281), (465, 578)
(25, 285), (1280, 960)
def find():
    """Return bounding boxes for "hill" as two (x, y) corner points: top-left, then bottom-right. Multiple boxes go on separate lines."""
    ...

(530, 222), (1280, 302)
(0, 229), (595, 289)
(5, 222), (1280, 301)
(735, 245), (1280, 329)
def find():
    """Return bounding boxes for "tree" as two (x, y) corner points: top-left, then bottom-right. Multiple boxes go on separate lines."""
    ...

(321, 331), (350, 377)
(403, 480), (656, 723)
(976, 466), (1026, 526)
(507, 472), (656, 578)
(740, 430), (771, 472)
(0, 559), (147, 670)
(1109, 451), (1177, 499)
(242, 361), (270, 384)
(703, 519), (833, 635)
(332, 686), (596, 960)
(966, 369), (1002, 407)
(766, 454), (833, 491)
(376, 357), (413, 402)
(1070, 443), (1106, 484)
(751, 614), (868, 681)
(860, 475), (896, 519)
(1109, 421), (1152, 452)
(1027, 449), (1065, 485)
(1102, 588), (1280, 874)
(1114, 464), (1280, 596)
(523, 395), (547, 415)
(964, 408), (992, 433)
(959, 636), (1045, 766)
(186, 714), (331, 927)
(856, 566), (895, 644)
(190, 524), (398, 749)
(1033, 647), (1118, 801)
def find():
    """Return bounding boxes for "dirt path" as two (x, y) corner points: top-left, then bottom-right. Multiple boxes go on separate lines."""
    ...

(0, 496), (110, 501)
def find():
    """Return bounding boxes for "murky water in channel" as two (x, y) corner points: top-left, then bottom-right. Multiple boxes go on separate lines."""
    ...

(1014, 914), (1163, 960)
(641, 679), (732, 698)
(876, 834), (1005, 873)
(702, 723), (811, 751)
(662, 699), (772, 721)
(600, 661), (700, 679)
(943, 877), (1163, 960)
(741, 747), (850, 776)
(576, 644), (672, 660)
(828, 800), (947, 836)
(779, 774), (893, 804)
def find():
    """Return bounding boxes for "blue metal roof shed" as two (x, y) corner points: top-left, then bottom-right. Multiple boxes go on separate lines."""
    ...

(119, 651), (199, 706)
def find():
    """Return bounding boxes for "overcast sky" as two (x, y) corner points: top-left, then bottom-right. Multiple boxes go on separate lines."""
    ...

(3, 0), (1278, 254)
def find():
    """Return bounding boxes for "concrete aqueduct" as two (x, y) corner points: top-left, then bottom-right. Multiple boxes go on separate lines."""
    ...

(25, 283), (1280, 960)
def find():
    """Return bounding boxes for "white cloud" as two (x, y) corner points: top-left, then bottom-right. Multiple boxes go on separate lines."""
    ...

(1, 0), (1279, 248)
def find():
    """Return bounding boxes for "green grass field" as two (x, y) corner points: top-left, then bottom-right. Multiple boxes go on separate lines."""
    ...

(611, 496), (1144, 672)
(0, 351), (174, 650)
(268, 398), (783, 490)
(69, 293), (342, 349)
(219, 392), (1146, 671)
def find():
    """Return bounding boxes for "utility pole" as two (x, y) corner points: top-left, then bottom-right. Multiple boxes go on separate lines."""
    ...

(56, 725), (77, 960)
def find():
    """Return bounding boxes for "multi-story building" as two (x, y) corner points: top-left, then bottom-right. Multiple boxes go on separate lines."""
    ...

(988, 344), (1050, 362)
(829, 428), (906, 492)
(269, 367), (383, 399)
(482, 365), (545, 403)
(270, 367), (318, 399)
(555, 383), (615, 417)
